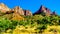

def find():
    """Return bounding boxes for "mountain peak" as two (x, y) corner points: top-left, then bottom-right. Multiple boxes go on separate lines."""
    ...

(40, 5), (45, 8)
(12, 6), (32, 16)
(33, 5), (51, 16)
(0, 3), (10, 13)
(14, 6), (22, 10)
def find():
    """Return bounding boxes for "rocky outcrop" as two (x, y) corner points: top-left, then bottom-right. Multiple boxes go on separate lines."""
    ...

(12, 6), (32, 16)
(0, 3), (10, 13)
(33, 5), (51, 16)
(45, 8), (51, 16)
(13, 6), (24, 15)
(33, 5), (46, 14)
(23, 10), (32, 16)
(0, 3), (57, 16)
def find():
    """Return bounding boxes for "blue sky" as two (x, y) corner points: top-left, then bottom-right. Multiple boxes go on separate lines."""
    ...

(0, 0), (60, 15)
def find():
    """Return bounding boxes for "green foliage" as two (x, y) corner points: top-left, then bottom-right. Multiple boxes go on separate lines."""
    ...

(0, 17), (12, 32)
(0, 13), (60, 33)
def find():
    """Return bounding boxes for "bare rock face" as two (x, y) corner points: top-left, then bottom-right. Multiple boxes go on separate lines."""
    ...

(45, 8), (51, 16)
(33, 5), (51, 16)
(40, 5), (46, 13)
(33, 5), (46, 14)
(24, 10), (32, 16)
(0, 3), (10, 13)
(12, 6), (32, 16)
(13, 6), (24, 15)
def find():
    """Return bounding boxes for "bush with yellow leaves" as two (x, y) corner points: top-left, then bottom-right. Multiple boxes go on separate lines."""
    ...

(13, 24), (39, 34)
(42, 25), (60, 34)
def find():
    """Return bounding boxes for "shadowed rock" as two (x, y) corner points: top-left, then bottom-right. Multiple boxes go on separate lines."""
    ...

(23, 10), (32, 16)
(33, 5), (51, 16)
